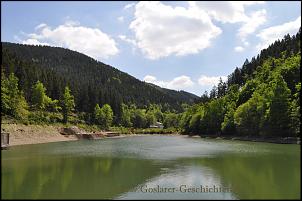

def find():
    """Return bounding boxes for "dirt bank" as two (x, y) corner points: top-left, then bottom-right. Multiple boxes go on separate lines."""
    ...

(1, 124), (77, 146)
(1, 124), (180, 147)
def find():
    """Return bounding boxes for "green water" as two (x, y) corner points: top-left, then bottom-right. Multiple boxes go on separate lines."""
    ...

(1, 135), (300, 199)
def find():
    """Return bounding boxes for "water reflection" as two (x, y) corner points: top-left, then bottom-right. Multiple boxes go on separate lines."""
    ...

(1, 136), (300, 199)
(2, 155), (162, 199)
(117, 164), (235, 200)
(187, 154), (301, 199)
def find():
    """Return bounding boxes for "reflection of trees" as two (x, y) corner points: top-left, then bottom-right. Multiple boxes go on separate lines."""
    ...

(184, 153), (300, 199)
(2, 160), (28, 199)
(3, 139), (299, 200)
(2, 155), (163, 199)
(98, 158), (112, 174)
(60, 158), (74, 192)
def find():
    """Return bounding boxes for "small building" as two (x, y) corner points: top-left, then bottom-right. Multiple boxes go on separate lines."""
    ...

(150, 122), (164, 129)
(1, 132), (9, 150)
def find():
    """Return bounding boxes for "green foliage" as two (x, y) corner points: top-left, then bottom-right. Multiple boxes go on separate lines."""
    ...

(237, 79), (258, 106)
(1, 72), (10, 114)
(46, 99), (61, 113)
(94, 104), (102, 124)
(290, 83), (301, 136)
(189, 113), (202, 134)
(163, 113), (180, 129)
(119, 103), (175, 129)
(28, 111), (62, 124)
(1, 73), (29, 120)
(94, 104), (113, 130)
(133, 127), (178, 134)
(221, 85), (239, 135)
(221, 102), (236, 135)
(110, 126), (178, 134)
(120, 104), (132, 127)
(0, 29), (300, 138)
(234, 91), (266, 136)
(2, 42), (198, 117)
(60, 86), (75, 123)
(101, 104), (114, 129)
(181, 30), (300, 137)
(31, 80), (60, 111)
(278, 52), (300, 94)
(131, 108), (147, 128)
(14, 93), (29, 120)
(264, 74), (292, 136)
(146, 112), (156, 127)
(31, 80), (47, 110)
(179, 105), (198, 133)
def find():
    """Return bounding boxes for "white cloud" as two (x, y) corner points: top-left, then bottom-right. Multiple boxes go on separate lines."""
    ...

(144, 74), (227, 93)
(143, 75), (171, 88)
(143, 75), (157, 83)
(238, 9), (267, 41)
(190, 1), (264, 24)
(118, 34), (137, 46)
(190, 1), (266, 47)
(118, 16), (124, 22)
(34, 23), (48, 30)
(256, 16), (301, 50)
(234, 46), (244, 52)
(169, 75), (194, 89)
(23, 38), (49, 46)
(129, 1), (222, 59)
(143, 75), (194, 90)
(22, 21), (119, 60)
(198, 75), (227, 86)
(243, 41), (249, 46)
(124, 3), (135, 10)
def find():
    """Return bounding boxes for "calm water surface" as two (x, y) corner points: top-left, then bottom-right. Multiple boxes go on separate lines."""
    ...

(1, 135), (300, 199)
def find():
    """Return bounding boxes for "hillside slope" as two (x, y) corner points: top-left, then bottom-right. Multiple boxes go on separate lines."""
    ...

(181, 29), (300, 137)
(1, 42), (198, 116)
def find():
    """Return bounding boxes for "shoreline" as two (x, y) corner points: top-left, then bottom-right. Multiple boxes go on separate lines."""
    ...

(1, 124), (78, 147)
(1, 123), (183, 148)
(187, 135), (300, 145)
(1, 124), (300, 148)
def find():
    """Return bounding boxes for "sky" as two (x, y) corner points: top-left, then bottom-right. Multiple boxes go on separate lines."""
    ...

(1, 1), (301, 96)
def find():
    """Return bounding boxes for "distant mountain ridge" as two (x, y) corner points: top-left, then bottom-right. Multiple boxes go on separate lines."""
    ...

(1, 42), (199, 116)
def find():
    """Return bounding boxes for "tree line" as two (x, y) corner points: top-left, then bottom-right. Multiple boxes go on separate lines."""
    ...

(184, 29), (301, 137)
(1, 29), (300, 137)
(1, 72), (181, 130)
(1, 42), (198, 126)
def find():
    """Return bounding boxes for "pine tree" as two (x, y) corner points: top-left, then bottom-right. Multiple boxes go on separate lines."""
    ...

(61, 86), (75, 123)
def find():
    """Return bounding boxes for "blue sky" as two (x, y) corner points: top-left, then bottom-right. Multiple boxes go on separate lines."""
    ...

(1, 1), (301, 96)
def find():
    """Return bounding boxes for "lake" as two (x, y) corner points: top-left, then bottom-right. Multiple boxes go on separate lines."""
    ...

(1, 135), (300, 199)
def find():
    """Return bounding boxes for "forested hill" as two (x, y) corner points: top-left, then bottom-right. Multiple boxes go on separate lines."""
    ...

(182, 28), (301, 137)
(1, 42), (198, 115)
(146, 83), (199, 103)
(201, 28), (301, 101)
(1, 29), (300, 137)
